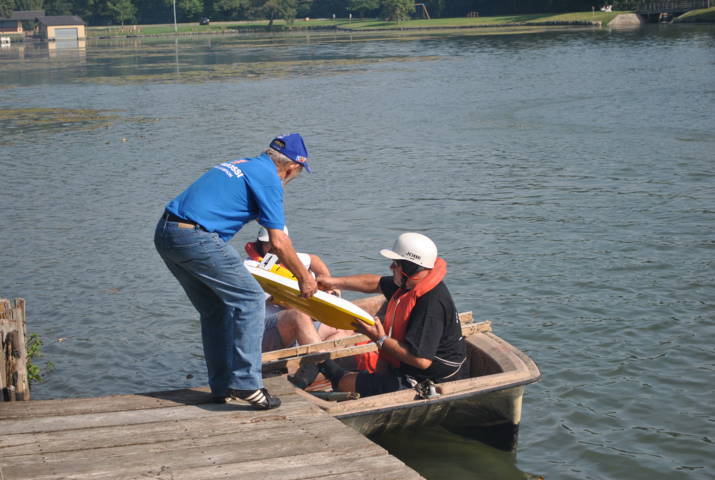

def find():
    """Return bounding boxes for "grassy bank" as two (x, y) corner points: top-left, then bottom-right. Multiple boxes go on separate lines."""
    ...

(674, 7), (715, 22)
(335, 11), (621, 30)
(87, 11), (622, 38)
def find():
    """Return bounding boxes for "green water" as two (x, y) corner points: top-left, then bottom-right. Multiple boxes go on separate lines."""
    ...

(1, 25), (713, 479)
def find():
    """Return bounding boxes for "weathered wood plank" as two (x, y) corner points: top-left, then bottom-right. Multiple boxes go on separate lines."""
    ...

(0, 370), (424, 480)
(0, 392), (311, 436)
(261, 312), (479, 363)
(0, 401), (319, 455)
(159, 450), (424, 480)
(0, 376), (295, 420)
(0, 418), (393, 479)
(261, 334), (370, 362)
(0, 298), (29, 401)
(461, 320), (491, 335)
(2, 445), (420, 480)
(263, 320), (492, 371)
(0, 387), (217, 420)
(1, 415), (370, 468)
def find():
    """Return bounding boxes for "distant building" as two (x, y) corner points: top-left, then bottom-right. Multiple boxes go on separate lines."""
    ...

(37, 16), (86, 41)
(0, 10), (45, 36)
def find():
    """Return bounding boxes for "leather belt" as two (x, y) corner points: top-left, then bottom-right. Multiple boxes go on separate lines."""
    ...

(164, 210), (206, 231)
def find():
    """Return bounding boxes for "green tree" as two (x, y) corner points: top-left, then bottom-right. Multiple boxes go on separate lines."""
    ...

(14, 0), (43, 10)
(132, 0), (172, 24)
(0, 0), (15, 18)
(421, 0), (444, 18)
(105, 0), (136, 24)
(249, 0), (296, 27)
(211, 0), (248, 20)
(348, 0), (379, 18)
(380, 0), (412, 21)
(44, 0), (74, 15)
(178, 0), (203, 20)
(72, 0), (100, 24)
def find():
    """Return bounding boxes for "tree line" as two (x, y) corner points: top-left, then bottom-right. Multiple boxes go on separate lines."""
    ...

(1, 0), (615, 26)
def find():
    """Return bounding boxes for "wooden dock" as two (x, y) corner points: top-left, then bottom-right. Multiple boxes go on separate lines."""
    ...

(0, 376), (424, 480)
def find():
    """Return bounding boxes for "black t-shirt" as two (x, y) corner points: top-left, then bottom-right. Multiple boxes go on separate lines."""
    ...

(379, 276), (467, 381)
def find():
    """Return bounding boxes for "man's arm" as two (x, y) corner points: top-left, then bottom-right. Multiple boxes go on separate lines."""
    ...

(307, 254), (330, 278)
(316, 274), (382, 294)
(267, 228), (317, 297)
(352, 317), (432, 370)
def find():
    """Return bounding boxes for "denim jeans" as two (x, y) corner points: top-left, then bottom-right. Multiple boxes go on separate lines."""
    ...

(154, 215), (266, 396)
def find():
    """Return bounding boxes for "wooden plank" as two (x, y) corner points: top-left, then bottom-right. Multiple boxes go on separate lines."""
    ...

(159, 449), (424, 480)
(0, 329), (6, 395)
(0, 376), (296, 420)
(461, 320), (491, 335)
(0, 380), (424, 480)
(0, 417), (391, 479)
(263, 312), (474, 363)
(0, 401), (320, 456)
(0, 391), (311, 436)
(263, 320), (492, 372)
(262, 334), (369, 362)
(2, 445), (421, 480)
(0, 387), (216, 420)
(263, 342), (378, 372)
(1, 414), (367, 468)
(0, 298), (29, 401)
(261, 311), (478, 363)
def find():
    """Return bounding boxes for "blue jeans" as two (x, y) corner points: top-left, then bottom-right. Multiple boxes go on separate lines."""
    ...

(154, 214), (265, 396)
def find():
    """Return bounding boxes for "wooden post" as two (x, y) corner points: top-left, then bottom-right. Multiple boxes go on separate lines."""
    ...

(1, 298), (30, 401)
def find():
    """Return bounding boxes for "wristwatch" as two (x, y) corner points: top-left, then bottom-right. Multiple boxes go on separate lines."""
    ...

(375, 335), (388, 349)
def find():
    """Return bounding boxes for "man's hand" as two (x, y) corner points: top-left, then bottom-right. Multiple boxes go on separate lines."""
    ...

(352, 315), (386, 341)
(298, 275), (318, 298)
(316, 275), (335, 291)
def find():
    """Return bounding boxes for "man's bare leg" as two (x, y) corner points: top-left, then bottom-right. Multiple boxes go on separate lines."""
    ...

(276, 309), (322, 346)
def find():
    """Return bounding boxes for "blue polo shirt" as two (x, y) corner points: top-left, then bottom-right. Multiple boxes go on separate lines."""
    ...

(166, 153), (285, 242)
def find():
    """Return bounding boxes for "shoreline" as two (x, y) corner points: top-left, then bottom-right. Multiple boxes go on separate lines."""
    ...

(93, 22), (604, 40)
(5, 10), (712, 43)
(85, 10), (714, 40)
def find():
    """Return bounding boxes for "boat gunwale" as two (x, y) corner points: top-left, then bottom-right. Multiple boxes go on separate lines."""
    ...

(294, 330), (541, 416)
(331, 375), (536, 421)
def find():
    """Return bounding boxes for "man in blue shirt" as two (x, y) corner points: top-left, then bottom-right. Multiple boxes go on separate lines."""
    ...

(154, 133), (317, 409)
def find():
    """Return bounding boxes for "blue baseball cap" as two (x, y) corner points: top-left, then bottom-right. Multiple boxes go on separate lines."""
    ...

(269, 133), (311, 173)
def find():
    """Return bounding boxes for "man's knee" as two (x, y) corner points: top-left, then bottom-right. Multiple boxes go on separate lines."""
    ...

(278, 309), (312, 330)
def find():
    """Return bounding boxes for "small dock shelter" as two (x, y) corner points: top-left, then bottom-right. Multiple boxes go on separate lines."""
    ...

(37, 15), (86, 41)
(0, 10), (44, 36)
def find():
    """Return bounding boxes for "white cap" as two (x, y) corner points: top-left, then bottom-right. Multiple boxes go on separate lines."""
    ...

(257, 226), (288, 242)
(380, 232), (437, 269)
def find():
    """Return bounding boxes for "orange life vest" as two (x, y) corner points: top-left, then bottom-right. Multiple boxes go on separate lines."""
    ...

(355, 257), (447, 373)
(244, 241), (263, 261)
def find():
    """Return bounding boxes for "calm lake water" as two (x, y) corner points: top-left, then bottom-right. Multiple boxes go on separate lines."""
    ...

(1, 24), (714, 480)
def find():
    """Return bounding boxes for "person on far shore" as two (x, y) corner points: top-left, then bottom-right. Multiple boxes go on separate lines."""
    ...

(154, 133), (317, 409)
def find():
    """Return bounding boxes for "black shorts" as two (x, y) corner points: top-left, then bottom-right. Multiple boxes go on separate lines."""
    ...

(354, 369), (411, 397)
(354, 360), (469, 398)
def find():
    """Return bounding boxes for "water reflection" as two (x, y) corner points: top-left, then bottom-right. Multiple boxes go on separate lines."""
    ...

(372, 426), (544, 480)
(0, 38), (86, 61)
(174, 38), (180, 74)
(48, 39), (86, 59)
